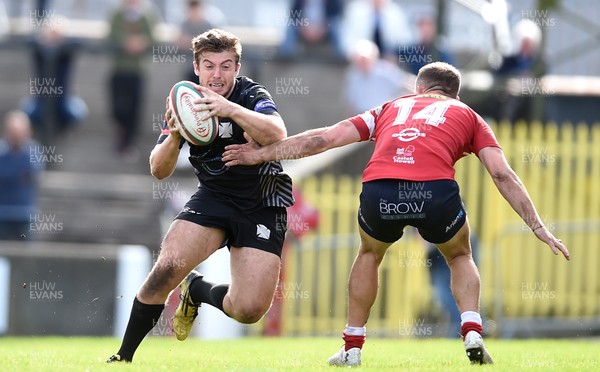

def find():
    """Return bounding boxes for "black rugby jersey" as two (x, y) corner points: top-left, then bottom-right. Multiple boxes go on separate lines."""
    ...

(157, 76), (294, 212)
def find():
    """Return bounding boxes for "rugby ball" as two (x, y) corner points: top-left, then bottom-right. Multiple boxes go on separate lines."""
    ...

(168, 81), (218, 146)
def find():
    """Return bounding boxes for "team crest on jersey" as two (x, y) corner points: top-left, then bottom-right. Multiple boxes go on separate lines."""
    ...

(219, 121), (233, 138)
(393, 127), (426, 142)
(393, 145), (415, 164)
(256, 224), (271, 239)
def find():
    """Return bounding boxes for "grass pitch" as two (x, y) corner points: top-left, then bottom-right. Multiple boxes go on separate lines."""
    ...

(0, 336), (598, 371)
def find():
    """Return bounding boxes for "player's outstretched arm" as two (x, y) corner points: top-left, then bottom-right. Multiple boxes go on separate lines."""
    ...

(149, 100), (182, 180)
(478, 146), (570, 260)
(222, 119), (362, 166)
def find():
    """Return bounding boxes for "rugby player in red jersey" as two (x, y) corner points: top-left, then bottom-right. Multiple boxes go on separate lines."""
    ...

(223, 62), (570, 366)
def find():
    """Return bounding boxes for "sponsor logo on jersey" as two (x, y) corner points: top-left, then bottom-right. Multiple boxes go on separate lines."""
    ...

(379, 199), (426, 219)
(445, 209), (464, 232)
(392, 127), (426, 142)
(393, 145), (416, 164)
(254, 99), (277, 112)
(181, 206), (201, 215)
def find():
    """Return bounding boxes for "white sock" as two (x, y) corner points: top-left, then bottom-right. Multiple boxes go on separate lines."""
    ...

(344, 325), (366, 336)
(460, 311), (482, 326)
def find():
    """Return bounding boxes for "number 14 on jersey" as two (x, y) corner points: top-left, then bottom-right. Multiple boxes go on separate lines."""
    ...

(393, 99), (451, 127)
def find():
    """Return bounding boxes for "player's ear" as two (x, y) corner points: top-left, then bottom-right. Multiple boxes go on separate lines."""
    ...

(235, 62), (241, 76)
(193, 60), (200, 77)
(415, 84), (424, 94)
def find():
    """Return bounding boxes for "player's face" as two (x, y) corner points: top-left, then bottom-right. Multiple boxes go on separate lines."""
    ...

(194, 51), (240, 98)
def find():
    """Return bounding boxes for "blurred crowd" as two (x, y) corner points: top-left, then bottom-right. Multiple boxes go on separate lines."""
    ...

(0, 0), (548, 150)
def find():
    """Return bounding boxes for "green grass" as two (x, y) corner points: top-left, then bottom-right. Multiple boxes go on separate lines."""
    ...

(0, 336), (598, 371)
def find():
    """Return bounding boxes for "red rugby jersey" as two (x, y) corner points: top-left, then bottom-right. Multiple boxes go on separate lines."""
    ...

(349, 94), (500, 182)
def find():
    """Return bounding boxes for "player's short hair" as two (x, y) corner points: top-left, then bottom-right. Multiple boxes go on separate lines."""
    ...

(192, 28), (242, 66)
(415, 62), (461, 98)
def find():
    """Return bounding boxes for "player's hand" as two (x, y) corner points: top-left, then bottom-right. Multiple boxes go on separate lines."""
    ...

(223, 132), (263, 166)
(193, 84), (236, 121)
(164, 96), (182, 140)
(532, 225), (570, 260)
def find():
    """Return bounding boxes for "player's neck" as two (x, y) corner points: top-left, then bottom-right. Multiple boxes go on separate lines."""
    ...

(423, 86), (447, 95)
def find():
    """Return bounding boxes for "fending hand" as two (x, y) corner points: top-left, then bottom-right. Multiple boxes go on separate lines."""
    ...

(222, 132), (263, 166)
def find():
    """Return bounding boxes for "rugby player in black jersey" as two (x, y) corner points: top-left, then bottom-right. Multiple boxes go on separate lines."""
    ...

(107, 28), (294, 363)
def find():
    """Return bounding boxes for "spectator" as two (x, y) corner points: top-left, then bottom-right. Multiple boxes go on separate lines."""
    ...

(340, 0), (413, 61)
(277, 0), (344, 61)
(107, 0), (158, 159)
(30, 0), (50, 21)
(0, 111), (42, 241)
(493, 19), (546, 123)
(398, 15), (455, 75)
(344, 39), (409, 115)
(176, 0), (226, 82)
(21, 17), (87, 145)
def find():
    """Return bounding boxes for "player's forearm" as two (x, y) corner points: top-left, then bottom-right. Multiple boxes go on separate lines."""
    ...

(149, 136), (180, 180)
(492, 169), (544, 230)
(263, 127), (332, 162)
(223, 120), (359, 166)
(228, 105), (286, 146)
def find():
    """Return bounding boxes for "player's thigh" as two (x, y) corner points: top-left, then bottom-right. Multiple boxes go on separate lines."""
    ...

(158, 219), (225, 266)
(434, 218), (472, 263)
(228, 247), (281, 310)
(358, 226), (394, 262)
(141, 219), (224, 295)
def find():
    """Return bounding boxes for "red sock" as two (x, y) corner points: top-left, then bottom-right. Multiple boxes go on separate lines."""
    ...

(461, 322), (483, 339)
(343, 332), (365, 351)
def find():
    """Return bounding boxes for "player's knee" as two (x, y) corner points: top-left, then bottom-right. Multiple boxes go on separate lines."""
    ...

(231, 304), (268, 324)
(446, 249), (474, 266)
(358, 246), (387, 264)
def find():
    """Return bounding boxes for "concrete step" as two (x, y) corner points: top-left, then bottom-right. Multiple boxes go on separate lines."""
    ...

(35, 171), (166, 248)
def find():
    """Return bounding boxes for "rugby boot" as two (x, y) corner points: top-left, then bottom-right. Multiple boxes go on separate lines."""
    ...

(172, 270), (202, 341)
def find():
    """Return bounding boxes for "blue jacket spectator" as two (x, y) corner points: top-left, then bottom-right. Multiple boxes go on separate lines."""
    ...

(341, 0), (413, 61)
(21, 19), (88, 145)
(0, 111), (43, 240)
(493, 19), (546, 123)
(398, 15), (455, 75)
(277, 0), (344, 60)
(344, 39), (409, 115)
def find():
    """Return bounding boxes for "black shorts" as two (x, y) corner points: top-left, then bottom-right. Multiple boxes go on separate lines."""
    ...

(358, 179), (466, 244)
(175, 188), (287, 257)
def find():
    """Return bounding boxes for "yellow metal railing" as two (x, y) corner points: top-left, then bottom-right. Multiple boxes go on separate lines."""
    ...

(275, 122), (600, 337)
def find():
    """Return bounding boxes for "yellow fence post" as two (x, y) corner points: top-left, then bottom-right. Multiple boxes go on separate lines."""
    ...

(585, 125), (600, 317)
